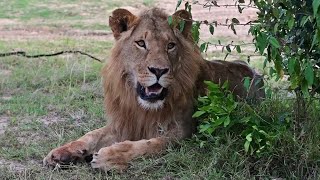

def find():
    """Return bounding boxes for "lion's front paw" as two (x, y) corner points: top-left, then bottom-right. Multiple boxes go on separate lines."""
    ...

(43, 141), (89, 167)
(91, 142), (134, 171)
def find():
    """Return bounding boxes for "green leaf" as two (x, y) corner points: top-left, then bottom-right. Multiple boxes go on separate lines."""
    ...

(311, 30), (319, 49)
(179, 20), (185, 32)
(168, 16), (173, 25)
(313, 0), (320, 16)
(223, 116), (230, 127)
(305, 62), (314, 86)
(256, 32), (268, 54)
(236, 45), (241, 53)
(252, 125), (258, 131)
(288, 16), (294, 29)
(230, 23), (237, 34)
(183, 2), (192, 13)
(175, 0), (182, 11)
(209, 25), (214, 35)
(204, 81), (219, 89)
(237, 5), (243, 13)
(244, 140), (250, 153)
(269, 67), (276, 77)
(263, 58), (268, 69)
(258, 130), (268, 136)
(243, 77), (251, 91)
(272, 8), (279, 18)
(300, 16), (310, 27)
(288, 58), (296, 75)
(191, 22), (200, 43)
(239, 117), (251, 123)
(199, 124), (210, 133)
(246, 133), (252, 142)
(266, 88), (272, 98)
(200, 43), (207, 52)
(269, 37), (281, 48)
(192, 111), (205, 118)
(214, 117), (225, 127)
(226, 45), (231, 52)
(222, 80), (229, 89)
(200, 141), (205, 148)
(273, 23), (279, 34)
(231, 18), (240, 24)
(301, 80), (309, 96)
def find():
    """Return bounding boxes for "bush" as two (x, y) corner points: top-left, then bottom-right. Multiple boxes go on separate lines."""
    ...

(193, 81), (281, 155)
(251, 0), (320, 97)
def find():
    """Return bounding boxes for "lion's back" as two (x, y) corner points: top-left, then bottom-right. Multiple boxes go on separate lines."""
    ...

(199, 60), (265, 101)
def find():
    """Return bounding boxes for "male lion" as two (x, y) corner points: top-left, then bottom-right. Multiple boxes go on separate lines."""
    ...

(43, 8), (264, 171)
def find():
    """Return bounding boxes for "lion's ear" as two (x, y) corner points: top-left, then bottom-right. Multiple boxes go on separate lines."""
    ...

(171, 10), (193, 38)
(109, 9), (138, 40)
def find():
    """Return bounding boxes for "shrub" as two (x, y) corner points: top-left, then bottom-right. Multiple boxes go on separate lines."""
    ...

(193, 81), (281, 155)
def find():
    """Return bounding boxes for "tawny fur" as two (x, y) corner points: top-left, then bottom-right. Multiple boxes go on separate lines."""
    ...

(43, 8), (264, 171)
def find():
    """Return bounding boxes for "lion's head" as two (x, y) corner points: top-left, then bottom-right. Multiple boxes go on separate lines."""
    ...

(106, 8), (200, 110)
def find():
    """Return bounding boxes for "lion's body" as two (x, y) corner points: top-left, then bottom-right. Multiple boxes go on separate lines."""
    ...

(43, 8), (264, 171)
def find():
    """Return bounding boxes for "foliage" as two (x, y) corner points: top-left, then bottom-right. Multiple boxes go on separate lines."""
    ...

(193, 81), (280, 155)
(251, 0), (320, 96)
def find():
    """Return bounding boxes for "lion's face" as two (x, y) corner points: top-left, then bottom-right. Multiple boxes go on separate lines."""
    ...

(126, 20), (178, 110)
(109, 9), (192, 110)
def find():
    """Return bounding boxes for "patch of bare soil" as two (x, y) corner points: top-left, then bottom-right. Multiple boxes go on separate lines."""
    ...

(0, 158), (26, 172)
(0, 19), (17, 25)
(0, 116), (9, 135)
(0, 27), (113, 41)
(0, 70), (12, 77)
(37, 112), (68, 126)
(0, 158), (40, 173)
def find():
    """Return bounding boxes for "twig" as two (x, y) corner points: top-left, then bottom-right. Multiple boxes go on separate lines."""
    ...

(177, 16), (255, 27)
(0, 50), (103, 63)
(191, 1), (258, 9)
(207, 42), (255, 47)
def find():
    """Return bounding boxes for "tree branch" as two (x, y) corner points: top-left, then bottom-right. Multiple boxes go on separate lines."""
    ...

(0, 50), (103, 63)
(191, 1), (258, 9)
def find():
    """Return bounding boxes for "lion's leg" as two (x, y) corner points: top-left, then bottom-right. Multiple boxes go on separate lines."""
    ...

(91, 137), (167, 171)
(43, 126), (116, 167)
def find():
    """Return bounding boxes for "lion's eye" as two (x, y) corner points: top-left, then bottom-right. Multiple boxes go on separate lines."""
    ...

(167, 42), (176, 50)
(136, 40), (146, 48)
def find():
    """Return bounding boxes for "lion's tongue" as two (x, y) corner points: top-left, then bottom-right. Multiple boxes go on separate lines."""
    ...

(145, 84), (163, 95)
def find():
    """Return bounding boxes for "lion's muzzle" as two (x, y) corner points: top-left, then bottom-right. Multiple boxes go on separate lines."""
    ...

(137, 83), (168, 102)
(136, 66), (171, 109)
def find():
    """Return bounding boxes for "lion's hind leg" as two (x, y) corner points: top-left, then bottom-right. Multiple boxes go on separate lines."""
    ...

(91, 137), (166, 171)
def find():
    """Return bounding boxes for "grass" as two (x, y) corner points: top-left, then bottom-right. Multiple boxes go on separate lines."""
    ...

(1, 0), (320, 179)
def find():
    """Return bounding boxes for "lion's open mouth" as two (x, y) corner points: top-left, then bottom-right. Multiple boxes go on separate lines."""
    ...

(137, 83), (168, 102)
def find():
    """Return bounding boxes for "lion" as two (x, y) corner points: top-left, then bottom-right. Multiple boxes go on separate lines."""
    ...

(43, 8), (264, 171)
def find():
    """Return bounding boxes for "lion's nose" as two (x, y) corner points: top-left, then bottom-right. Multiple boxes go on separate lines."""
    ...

(148, 67), (169, 79)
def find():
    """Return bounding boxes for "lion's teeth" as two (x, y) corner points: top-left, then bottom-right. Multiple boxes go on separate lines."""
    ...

(145, 87), (163, 95)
